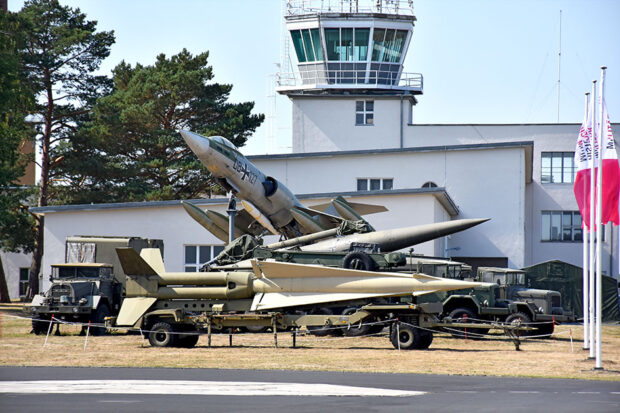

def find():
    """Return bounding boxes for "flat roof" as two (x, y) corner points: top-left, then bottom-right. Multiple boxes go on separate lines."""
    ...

(250, 140), (534, 184)
(30, 187), (459, 217)
(248, 140), (534, 161)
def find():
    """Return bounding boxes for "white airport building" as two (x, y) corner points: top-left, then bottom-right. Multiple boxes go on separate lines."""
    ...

(3, 0), (619, 298)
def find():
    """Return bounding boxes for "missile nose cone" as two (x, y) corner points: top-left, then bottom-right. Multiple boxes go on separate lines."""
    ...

(180, 130), (210, 158)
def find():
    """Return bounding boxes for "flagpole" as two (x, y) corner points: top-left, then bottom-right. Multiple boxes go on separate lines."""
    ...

(588, 80), (597, 359)
(582, 92), (590, 350)
(595, 67), (607, 370)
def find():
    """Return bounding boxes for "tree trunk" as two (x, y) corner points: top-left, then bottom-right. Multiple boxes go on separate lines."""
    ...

(26, 73), (52, 300)
(0, 255), (11, 303)
(26, 215), (43, 299)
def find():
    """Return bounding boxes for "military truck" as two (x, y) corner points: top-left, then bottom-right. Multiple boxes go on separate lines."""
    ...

(417, 262), (575, 336)
(29, 236), (163, 335)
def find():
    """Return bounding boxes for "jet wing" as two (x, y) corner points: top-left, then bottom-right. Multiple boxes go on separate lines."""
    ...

(309, 196), (388, 216)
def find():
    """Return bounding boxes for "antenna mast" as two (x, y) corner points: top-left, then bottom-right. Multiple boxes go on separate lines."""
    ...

(557, 9), (562, 123)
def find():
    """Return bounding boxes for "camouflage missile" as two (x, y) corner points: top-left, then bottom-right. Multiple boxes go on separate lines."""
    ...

(300, 218), (489, 252)
(181, 201), (229, 242)
(117, 248), (481, 303)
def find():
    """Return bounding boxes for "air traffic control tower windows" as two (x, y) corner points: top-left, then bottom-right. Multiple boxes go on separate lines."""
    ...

(290, 29), (323, 62)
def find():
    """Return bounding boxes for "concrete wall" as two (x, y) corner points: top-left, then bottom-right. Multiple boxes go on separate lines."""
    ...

(0, 251), (31, 300)
(38, 203), (228, 293)
(253, 145), (527, 267)
(289, 99), (619, 275)
(292, 97), (404, 152)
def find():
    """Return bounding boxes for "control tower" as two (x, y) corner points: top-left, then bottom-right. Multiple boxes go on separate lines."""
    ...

(277, 0), (423, 152)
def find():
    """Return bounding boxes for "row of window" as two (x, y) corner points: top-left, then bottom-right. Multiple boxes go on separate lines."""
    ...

(291, 27), (408, 63)
(541, 210), (606, 242)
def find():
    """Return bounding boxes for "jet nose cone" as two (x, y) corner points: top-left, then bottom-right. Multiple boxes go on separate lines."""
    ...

(180, 130), (210, 158)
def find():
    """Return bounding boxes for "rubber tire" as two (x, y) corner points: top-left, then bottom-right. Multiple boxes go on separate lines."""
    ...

(245, 325), (269, 334)
(418, 330), (434, 349)
(342, 252), (376, 271)
(505, 311), (533, 336)
(32, 316), (51, 335)
(535, 321), (555, 338)
(176, 331), (200, 348)
(341, 307), (373, 337)
(389, 323), (423, 350)
(447, 307), (489, 339)
(307, 308), (340, 337)
(89, 304), (110, 336)
(149, 321), (177, 347)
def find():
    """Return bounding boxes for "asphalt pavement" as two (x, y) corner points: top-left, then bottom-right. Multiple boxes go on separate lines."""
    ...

(0, 366), (619, 412)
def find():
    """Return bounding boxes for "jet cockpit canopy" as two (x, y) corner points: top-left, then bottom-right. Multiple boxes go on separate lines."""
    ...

(211, 136), (238, 150)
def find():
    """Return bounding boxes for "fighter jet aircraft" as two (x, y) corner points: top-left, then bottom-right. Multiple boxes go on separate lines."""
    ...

(180, 130), (385, 240)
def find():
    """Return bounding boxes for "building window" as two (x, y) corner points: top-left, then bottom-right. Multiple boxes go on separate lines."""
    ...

(357, 178), (393, 191)
(356, 100), (374, 125)
(541, 152), (576, 183)
(422, 181), (438, 188)
(184, 245), (225, 272)
(290, 28), (324, 63)
(541, 211), (585, 242)
(19, 268), (29, 297)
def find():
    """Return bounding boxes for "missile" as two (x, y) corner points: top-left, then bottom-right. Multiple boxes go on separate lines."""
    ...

(181, 201), (229, 242)
(291, 207), (327, 233)
(300, 218), (489, 252)
(241, 200), (279, 235)
(116, 247), (481, 308)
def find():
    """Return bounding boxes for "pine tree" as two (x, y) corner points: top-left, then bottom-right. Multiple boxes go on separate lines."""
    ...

(54, 49), (264, 203)
(15, 0), (114, 298)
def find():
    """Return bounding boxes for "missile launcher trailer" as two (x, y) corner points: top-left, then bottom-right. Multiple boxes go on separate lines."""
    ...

(29, 236), (163, 335)
(111, 247), (484, 350)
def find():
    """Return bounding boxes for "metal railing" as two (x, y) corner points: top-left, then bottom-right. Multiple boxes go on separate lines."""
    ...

(276, 68), (423, 90)
(286, 0), (415, 16)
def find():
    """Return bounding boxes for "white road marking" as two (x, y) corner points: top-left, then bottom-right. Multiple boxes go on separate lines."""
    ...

(509, 391), (540, 394)
(446, 391), (479, 393)
(572, 392), (600, 394)
(0, 380), (425, 397)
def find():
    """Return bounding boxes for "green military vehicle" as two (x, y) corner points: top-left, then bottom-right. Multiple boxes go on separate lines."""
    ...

(416, 261), (575, 336)
(29, 236), (163, 335)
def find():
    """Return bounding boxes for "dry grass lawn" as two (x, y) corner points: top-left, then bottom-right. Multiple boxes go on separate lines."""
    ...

(1, 307), (619, 381)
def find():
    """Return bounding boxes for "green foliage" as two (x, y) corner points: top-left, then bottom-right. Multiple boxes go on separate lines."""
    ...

(0, 9), (35, 254)
(54, 49), (264, 203)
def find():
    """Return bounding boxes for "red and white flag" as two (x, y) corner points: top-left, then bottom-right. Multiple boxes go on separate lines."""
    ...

(574, 103), (594, 228)
(597, 91), (620, 225)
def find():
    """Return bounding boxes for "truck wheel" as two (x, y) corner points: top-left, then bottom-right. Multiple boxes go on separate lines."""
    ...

(307, 308), (340, 336)
(341, 307), (372, 337)
(244, 325), (269, 334)
(535, 321), (555, 338)
(90, 304), (110, 336)
(342, 252), (375, 271)
(389, 323), (425, 350)
(32, 316), (52, 335)
(418, 330), (434, 349)
(447, 308), (489, 339)
(176, 330), (200, 348)
(505, 312), (532, 336)
(149, 321), (177, 347)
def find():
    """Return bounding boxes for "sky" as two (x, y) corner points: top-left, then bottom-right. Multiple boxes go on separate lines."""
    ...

(9, 0), (620, 155)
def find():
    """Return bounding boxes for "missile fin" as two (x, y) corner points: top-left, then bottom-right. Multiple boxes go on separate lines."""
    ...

(253, 259), (412, 279)
(116, 247), (159, 276)
(251, 292), (401, 311)
(290, 207), (327, 233)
